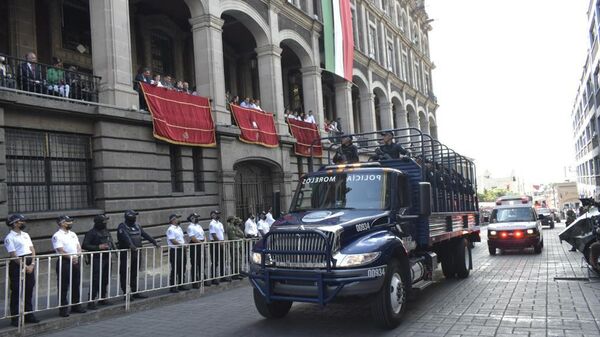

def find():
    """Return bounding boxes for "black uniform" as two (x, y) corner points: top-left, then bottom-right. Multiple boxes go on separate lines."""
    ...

(82, 219), (115, 301)
(333, 143), (359, 164)
(117, 220), (158, 293)
(378, 143), (410, 159)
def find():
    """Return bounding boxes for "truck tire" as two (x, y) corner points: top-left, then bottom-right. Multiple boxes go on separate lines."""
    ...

(371, 258), (410, 329)
(534, 241), (543, 254)
(253, 288), (292, 319)
(488, 245), (496, 255)
(454, 238), (470, 279)
(440, 249), (455, 279)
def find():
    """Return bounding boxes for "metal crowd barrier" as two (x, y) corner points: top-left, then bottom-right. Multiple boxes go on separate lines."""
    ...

(1, 239), (257, 332)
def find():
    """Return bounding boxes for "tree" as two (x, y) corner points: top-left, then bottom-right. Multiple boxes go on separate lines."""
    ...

(478, 188), (510, 202)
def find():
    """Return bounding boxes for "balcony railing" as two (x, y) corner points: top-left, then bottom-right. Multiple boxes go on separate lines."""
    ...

(0, 54), (100, 103)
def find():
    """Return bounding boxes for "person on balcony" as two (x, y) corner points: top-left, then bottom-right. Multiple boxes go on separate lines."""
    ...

(254, 99), (263, 111)
(152, 74), (164, 88)
(305, 110), (316, 124)
(47, 57), (70, 98)
(0, 55), (15, 88)
(134, 67), (152, 111)
(5, 214), (40, 327)
(18, 52), (45, 94)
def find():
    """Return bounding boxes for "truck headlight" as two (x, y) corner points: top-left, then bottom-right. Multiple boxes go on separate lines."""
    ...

(335, 252), (381, 267)
(489, 230), (497, 236)
(527, 229), (535, 234)
(251, 252), (262, 264)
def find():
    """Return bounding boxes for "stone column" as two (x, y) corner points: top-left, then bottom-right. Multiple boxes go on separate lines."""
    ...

(334, 80), (355, 134)
(359, 93), (376, 134)
(90, 0), (138, 108)
(256, 44), (288, 136)
(394, 104), (409, 136)
(301, 66), (325, 129)
(379, 101), (393, 130)
(189, 14), (228, 125)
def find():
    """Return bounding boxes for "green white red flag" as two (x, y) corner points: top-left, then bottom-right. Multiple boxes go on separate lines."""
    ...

(322, 0), (354, 81)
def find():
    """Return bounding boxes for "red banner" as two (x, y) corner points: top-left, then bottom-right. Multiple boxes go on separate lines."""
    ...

(287, 118), (322, 157)
(140, 82), (216, 147)
(230, 104), (279, 148)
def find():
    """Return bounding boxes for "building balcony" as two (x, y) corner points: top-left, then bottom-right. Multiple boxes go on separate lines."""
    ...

(0, 54), (100, 103)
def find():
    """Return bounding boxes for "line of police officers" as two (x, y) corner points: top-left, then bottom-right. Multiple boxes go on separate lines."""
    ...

(4, 208), (248, 326)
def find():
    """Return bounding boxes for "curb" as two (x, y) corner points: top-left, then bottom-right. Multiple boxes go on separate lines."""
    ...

(0, 279), (249, 336)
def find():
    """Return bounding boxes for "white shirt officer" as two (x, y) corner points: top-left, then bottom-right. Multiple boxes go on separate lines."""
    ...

(187, 222), (205, 242)
(166, 224), (185, 249)
(265, 212), (275, 226)
(5, 230), (33, 257)
(52, 229), (81, 255)
(257, 219), (270, 236)
(244, 217), (258, 237)
(209, 215), (225, 241)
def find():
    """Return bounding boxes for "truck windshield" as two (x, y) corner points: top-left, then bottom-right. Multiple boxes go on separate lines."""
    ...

(291, 172), (390, 211)
(491, 207), (534, 223)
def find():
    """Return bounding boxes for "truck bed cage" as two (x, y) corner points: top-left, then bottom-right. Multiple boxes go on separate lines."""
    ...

(308, 128), (478, 213)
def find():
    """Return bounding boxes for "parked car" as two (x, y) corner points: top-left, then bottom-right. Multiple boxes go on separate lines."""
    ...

(488, 204), (543, 255)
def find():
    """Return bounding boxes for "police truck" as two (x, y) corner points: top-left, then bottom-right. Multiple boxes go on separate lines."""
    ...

(248, 128), (480, 328)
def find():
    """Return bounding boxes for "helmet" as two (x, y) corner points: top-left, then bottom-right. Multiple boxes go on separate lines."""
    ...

(124, 210), (138, 221)
(210, 210), (221, 217)
(7, 214), (26, 227)
(94, 214), (110, 225)
(168, 214), (181, 222)
(56, 215), (74, 225)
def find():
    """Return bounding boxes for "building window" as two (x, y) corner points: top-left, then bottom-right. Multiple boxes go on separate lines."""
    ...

(61, 0), (92, 54)
(368, 23), (378, 59)
(387, 40), (395, 72)
(150, 30), (175, 76)
(351, 6), (360, 51)
(6, 128), (93, 213)
(169, 145), (183, 192)
(192, 148), (205, 192)
(401, 47), (409, 82)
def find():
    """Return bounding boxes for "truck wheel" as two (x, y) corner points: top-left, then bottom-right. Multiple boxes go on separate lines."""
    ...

(253, 288), (292, 319)
(371, 258), (410, 329)
(440, 246), (455, 279)
(488, 245), (496, 255)
(534, 241), (543, 254)
(454, 238), (470, 279)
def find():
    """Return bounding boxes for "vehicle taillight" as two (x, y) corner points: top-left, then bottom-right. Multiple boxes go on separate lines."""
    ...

(500, 232), (508, 238)
(495, 198), (502, 205)
(514, 231), (523, 238)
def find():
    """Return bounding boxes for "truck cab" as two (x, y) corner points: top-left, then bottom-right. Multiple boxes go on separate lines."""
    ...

(248, 128), (480, 329)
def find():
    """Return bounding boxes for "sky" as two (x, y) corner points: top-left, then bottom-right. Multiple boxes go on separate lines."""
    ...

(426, 0), (590, 185)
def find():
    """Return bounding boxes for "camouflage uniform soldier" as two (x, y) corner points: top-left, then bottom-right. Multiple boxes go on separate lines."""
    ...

(226, 216), (246, 280)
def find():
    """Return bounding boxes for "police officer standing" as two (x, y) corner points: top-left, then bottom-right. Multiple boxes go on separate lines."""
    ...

(244, 214), (258, 238)
(82, 214), (115, 309)
(117, 210), (159, 298)
(166, 214), (188, 293)
(378, 131), (410, 159)
(226, 216), (245, 280)
(257, 212), (270, 237)
(186, 212), (205, 288)
(52, 215), (86, 317)
(4, 214), (40, 326)
(208, 210), (225, 285)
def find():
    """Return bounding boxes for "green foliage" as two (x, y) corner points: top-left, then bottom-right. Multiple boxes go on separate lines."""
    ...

(478, 188), (510, 202)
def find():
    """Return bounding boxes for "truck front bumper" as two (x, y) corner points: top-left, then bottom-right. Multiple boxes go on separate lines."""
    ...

(249, 263), (386, 305)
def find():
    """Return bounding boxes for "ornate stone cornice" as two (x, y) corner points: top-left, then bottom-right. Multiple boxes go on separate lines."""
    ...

(189, 14), (224, 30)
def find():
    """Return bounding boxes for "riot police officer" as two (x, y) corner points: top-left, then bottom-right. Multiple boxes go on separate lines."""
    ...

(82, 214), (115, 309)
(117, 210), (159, 298)
(333, 135), (359, 164)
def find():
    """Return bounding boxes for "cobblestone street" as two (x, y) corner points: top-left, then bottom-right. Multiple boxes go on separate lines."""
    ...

(40, 226), (600, 337)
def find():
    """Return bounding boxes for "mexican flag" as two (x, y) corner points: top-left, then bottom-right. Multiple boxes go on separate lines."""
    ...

(322, 0), (354, 82)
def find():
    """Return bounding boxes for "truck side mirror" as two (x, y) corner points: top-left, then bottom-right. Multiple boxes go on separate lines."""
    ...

(419, 182), (432, 216)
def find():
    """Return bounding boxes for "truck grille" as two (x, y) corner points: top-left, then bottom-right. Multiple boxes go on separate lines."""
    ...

(265, 230), (341, 268)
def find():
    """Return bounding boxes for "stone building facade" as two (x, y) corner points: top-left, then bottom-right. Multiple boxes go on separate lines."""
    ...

(0, 0), (437, 251)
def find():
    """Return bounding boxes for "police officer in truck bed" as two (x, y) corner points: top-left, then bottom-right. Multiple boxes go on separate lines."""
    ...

(82, 214), (115, 309)
(378, 131), (410, 159)
(117, 210), (159, 298)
